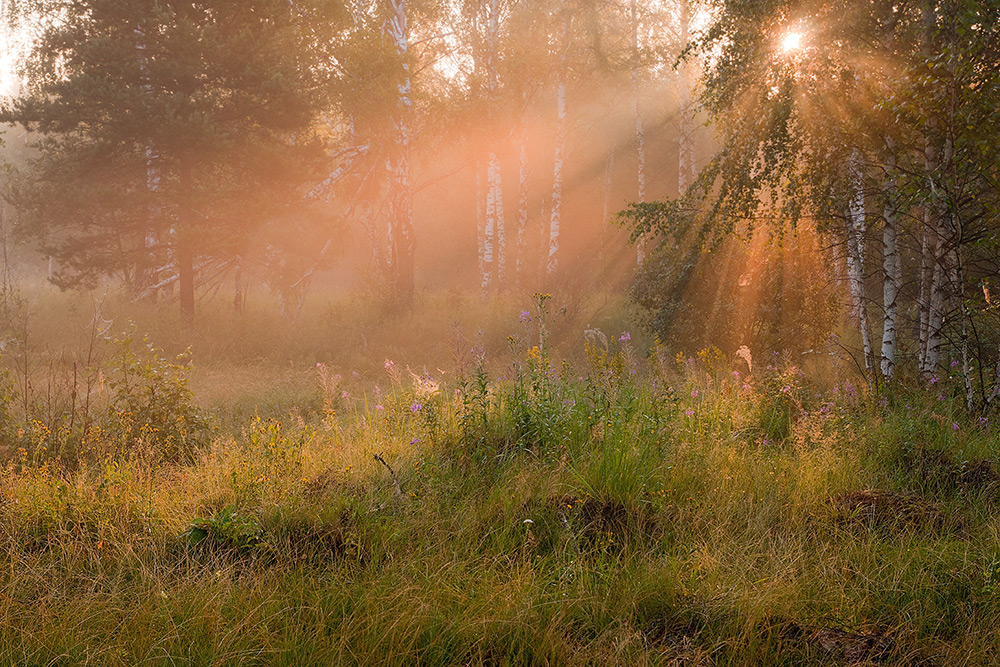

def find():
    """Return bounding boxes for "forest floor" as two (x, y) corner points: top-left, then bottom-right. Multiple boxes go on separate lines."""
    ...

(0, 287), (998, 665)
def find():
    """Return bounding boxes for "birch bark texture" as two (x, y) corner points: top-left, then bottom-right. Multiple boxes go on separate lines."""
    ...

(386, 0), (415, 300)
(547, 13), (570, 276)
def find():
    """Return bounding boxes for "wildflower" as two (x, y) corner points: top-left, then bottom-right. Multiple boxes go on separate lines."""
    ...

(690, 389), (699, 398)
(951, 360), (959, 368)
(619, 331), (631, 342)
(953, 423), (960, 431)
(732, 370), (740, 379)
(340, 391), (350, 399)
(375, 404), (384, 411)
(685, 409), (695, 416)
(929, 375), (939, 385)
(411, 402), (422, 413)
(410, 437), (421, 445)
(519, 310), (531, 323)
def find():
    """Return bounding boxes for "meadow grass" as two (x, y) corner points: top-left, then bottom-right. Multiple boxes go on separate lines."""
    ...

(0, 289), (998, 664)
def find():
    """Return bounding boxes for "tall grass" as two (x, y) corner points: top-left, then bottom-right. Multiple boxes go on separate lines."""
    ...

(0, 289), (998, 664)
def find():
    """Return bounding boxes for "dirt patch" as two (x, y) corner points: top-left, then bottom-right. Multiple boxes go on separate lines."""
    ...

(831, 490), (952, 533)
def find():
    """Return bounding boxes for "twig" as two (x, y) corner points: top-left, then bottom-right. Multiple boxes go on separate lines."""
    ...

(373, 452), (402, 497)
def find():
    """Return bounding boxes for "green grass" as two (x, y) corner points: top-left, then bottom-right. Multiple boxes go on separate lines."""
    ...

(1, 289), (999, 664)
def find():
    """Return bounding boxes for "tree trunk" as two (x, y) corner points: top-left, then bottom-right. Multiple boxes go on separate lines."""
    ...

(630, 0), (647, 266)
(547, 15), (569, 276)
(178, 237), (194, 324)
(515, 116), (529, 277)
(476, 158), (488, 289)
(178, 165), (195, 324)
(845, 154), (873, 374)
(483, 156), (496, 292)
(486, 0), (505, 287)
(386, 0), (414, 302)
(880, 139), (901, 381)
(677, 0), (695, 196)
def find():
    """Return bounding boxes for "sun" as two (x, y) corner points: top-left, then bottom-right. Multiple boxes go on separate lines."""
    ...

(780, 31), (804, 54)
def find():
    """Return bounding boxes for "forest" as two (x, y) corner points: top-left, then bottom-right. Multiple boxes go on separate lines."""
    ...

(0, 0), (999, 664)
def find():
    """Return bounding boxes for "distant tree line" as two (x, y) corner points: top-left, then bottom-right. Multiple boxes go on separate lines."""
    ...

(1, 0), (700, 320)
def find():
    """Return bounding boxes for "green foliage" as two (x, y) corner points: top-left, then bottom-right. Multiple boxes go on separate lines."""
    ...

(182, 505), (262, 552)
(0, 0), (336, 311)
(104, 329), (210, 462)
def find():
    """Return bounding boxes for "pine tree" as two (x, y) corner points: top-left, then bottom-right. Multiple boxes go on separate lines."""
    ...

(1, 0), (333, 322)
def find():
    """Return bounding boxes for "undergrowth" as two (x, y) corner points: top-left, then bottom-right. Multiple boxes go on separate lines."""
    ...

(0, 304), (998, 665)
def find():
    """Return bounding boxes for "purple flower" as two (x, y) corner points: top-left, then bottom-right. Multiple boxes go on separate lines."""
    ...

(410, 437), (421, 445)
(619, 331), (631, 342)
(411, 402), (422, 413)
(375, 404), (384, 411)
(952, 423), (959, 431)
(685, 409), (695, 416)
(732, 370), (741, 379)
(951, 360), (959, 368)
(690, 389), (699, 398)
(340, 391), (350, 399)
(519, 310), (531, 323)
(929, 376), (939, 385)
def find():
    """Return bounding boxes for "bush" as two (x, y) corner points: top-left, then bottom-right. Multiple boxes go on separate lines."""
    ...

(103, 329), (210, 462)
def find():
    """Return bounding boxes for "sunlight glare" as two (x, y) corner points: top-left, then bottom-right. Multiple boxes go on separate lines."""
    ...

(780, 31), (803, 54)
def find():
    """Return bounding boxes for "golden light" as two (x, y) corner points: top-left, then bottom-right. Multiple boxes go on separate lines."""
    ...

(780, 31), (803, 54)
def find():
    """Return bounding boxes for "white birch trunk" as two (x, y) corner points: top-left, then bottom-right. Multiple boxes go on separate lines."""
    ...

(922, 133), (953, 380)
(489, 151), (505, 286)
(547, 15), (569, 276)
(630, 0), (647, 266)
(677, 0), (695, 196)
(880, 139), (901, 381)
(386, 0), (415, 298)
(487, 0), (506, 286)
(547, 77), (566, 275)
(923, 258), (946, 378)
(515, 117), (529, 276)
(483, 159), (496, 292)
(846, 154), (874, 373)
(918, 221), (933, 371)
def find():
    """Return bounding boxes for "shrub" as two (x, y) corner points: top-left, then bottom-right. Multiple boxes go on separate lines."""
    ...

(104, 329), (210, 462)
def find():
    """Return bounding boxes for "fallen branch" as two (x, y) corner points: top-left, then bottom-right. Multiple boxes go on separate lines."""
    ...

(373, 452), (402, 498)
